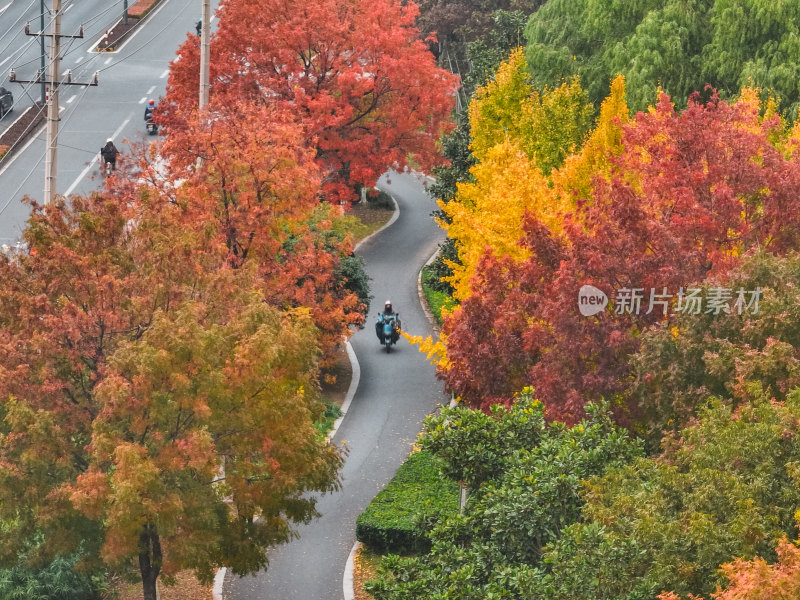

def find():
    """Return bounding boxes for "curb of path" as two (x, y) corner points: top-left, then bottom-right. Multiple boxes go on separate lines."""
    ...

(343, 540), (361, 600)
(417, 246), (442, 337)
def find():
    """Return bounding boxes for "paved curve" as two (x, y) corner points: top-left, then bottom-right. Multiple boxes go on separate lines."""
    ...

(224, 170), (448, 600)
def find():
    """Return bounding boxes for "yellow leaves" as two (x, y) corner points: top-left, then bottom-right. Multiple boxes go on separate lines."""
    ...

(401, 330), (450, 370)
(469, 48), (533, 162)
(553, 75), (630, 201)
(442, 140), (561, 300)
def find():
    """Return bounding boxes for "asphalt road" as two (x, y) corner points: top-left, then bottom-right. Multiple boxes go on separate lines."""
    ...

(0, 0), (216, 245)
(224, 170), (449, 600)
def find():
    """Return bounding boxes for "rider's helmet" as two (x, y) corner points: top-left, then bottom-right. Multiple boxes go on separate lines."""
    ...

(148, 99), (155, 106)
(384, 300), (392, 312)
(106, 138), (113, 143)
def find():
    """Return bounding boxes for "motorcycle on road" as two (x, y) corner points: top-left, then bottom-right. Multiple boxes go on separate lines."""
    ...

(376, 312), (400, 353)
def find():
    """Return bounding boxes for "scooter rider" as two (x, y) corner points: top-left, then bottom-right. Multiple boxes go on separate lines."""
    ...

(100, 138), (119, 171)
(144, 99), (155, 122)
(375, 300), (401, 344)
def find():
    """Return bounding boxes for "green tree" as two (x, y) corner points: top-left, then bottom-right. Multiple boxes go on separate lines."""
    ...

(366, 393), (641, 599)
(533, 394), (800, 600)
(525, 0), (800, 117)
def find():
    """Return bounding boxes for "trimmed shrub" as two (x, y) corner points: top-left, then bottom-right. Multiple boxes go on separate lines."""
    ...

(127, 0), (158, 18)
(367, 189), (394, 210)
(356, 450), (459, 554)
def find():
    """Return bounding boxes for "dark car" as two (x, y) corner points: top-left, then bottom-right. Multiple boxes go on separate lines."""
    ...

(0, 87), (12, 118)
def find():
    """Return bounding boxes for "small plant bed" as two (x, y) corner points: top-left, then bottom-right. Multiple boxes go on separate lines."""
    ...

(320, 343), (352, 407)
(0, 102), (45, 164)
(96, 0), (164, 53)
(345, 190), (395, 241)
(96, 17), (140, 51)
(356, 450), (460, 555)
(353, 545), (382, 600)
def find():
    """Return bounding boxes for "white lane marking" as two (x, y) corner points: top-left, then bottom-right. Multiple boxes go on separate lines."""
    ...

(64, 116), (131, 196)
(66, 94), (77, 104)
(138, 97), (147, 104)
(159, 69), (169, 79)
(75, 56), (84, 63)
(104, 56), (113, 65)
(59, 105), (65, 113)
(0, 57), (9, 67)
(64, 3), (73, 11)
(147, 86), (155, 94)
(0, 2), (11, 15)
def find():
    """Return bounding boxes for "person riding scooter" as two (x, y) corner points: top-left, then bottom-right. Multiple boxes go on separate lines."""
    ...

(375, 300), (401, 345)
(100, 139), (118, 172)
(144, 99), (158, 135)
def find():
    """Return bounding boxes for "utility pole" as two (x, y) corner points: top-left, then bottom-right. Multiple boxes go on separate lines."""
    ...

(14, 0), (97, 204)
(39, 0), (45, 103)
(44, 0), (63, 204)
(199, 0), (210, 109)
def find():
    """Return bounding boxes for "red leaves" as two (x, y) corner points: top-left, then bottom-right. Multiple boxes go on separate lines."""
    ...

(441, 91), (800, 422)
(160, 0), (457, 202)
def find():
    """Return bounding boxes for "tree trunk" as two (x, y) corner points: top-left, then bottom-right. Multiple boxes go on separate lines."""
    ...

(139, 522), (162, 600)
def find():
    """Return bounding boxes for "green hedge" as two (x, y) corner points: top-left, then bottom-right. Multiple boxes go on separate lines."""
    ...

(367, 189), (394, 210)
(356, 450), (459, 554)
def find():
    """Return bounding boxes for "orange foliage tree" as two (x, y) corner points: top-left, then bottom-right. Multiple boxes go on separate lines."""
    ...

(660, 537), (800, 600)
(0, 190), (344, 600)
(154, 101), (367, 366)
(438, 90), (800, 421)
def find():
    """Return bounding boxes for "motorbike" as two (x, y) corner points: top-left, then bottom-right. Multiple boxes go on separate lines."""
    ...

(102, 158), (113, 177)
(146, 119), (158, 135)
(376, 313), (400, 352)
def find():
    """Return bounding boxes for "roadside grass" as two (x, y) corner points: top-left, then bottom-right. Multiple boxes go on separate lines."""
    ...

(315, 401), (344, 437)
(420, 264), (455, 326)
(345, 198), (395, 242)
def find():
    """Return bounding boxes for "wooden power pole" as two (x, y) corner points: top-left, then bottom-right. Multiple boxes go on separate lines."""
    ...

(11, 0), (98, 204)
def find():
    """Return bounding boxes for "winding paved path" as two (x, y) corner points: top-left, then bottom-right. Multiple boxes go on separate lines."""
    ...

(223, 170), (448, 599)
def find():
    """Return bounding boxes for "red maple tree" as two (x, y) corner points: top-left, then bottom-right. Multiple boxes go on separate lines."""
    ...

(440, 92), (800, 422)
(158, 0), (458, 202)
